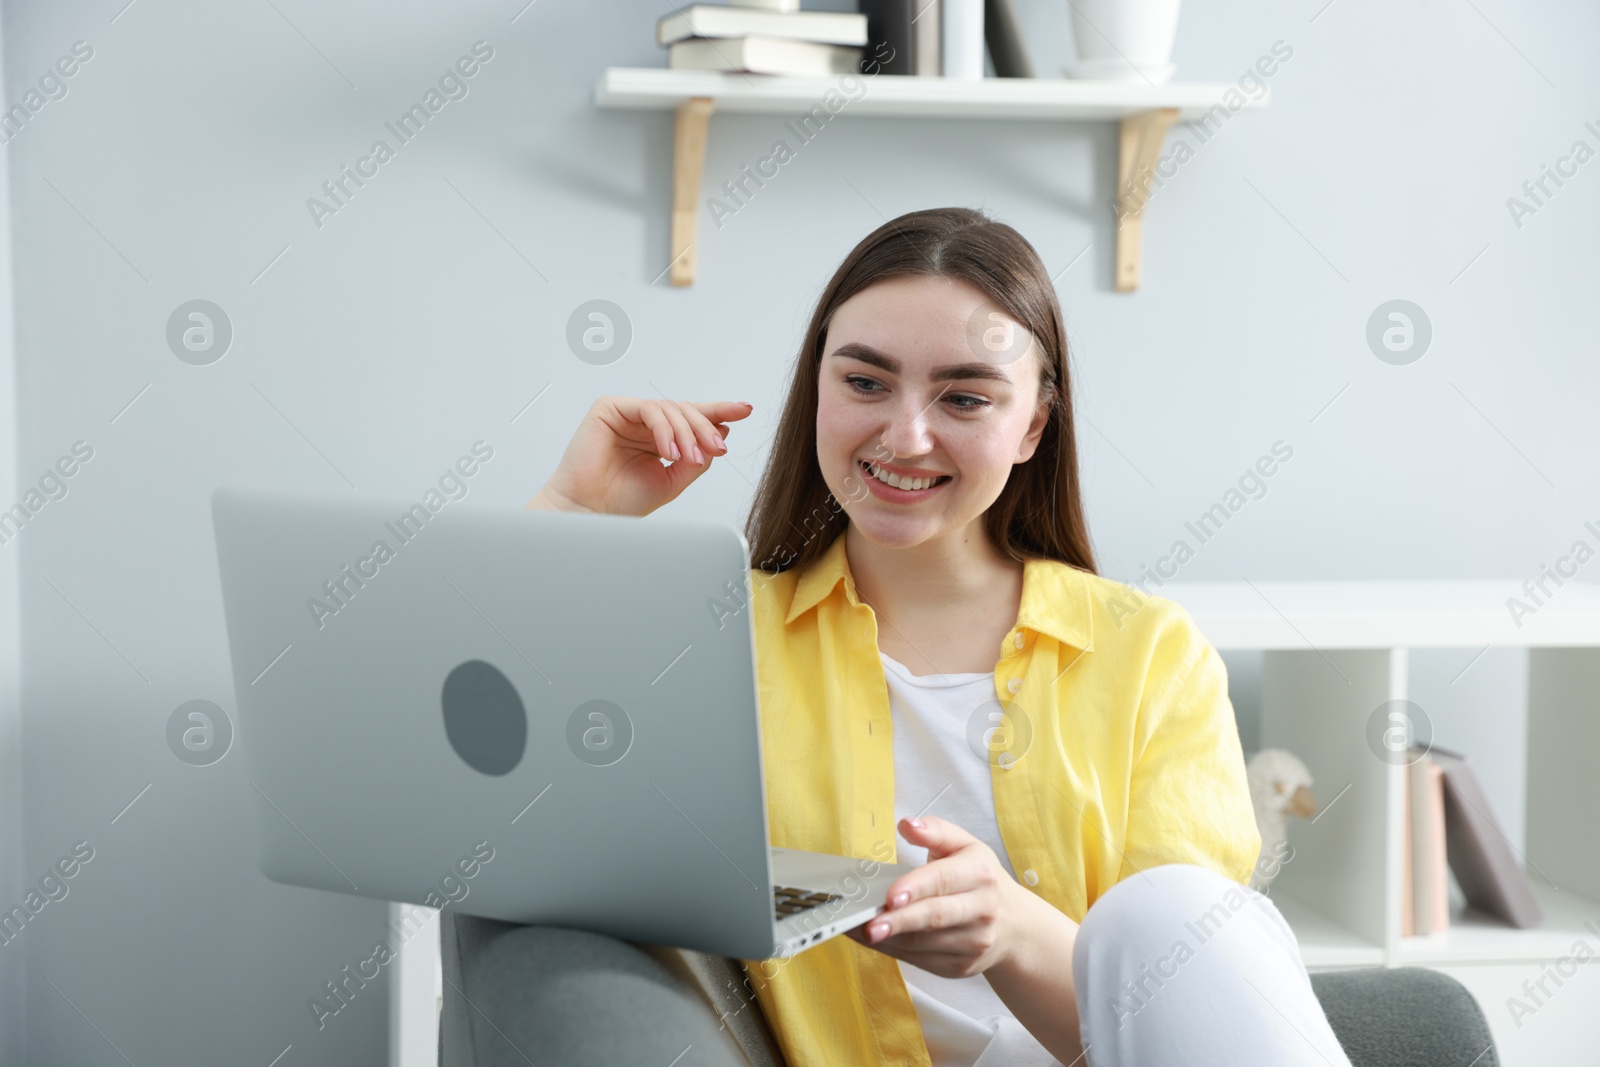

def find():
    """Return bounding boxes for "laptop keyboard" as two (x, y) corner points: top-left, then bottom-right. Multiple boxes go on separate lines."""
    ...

(774, 885), (844, 923)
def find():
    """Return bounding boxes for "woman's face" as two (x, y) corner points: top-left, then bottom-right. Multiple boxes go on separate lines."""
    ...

(816, 274), (1051, 552)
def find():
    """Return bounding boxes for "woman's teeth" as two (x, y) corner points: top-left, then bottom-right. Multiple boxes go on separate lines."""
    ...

(863, 461), (948, 491)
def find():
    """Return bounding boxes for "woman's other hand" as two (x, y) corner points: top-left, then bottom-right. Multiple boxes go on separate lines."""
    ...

(844, 815), (1036, 979)
(527, 397), (753, 516)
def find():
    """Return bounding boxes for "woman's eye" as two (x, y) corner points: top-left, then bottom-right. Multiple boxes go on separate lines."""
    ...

(843, 376), (987, 410)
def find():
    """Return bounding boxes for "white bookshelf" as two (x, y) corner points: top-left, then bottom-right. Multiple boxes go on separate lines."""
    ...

(1162, 579), (1600, 1066)
(595, 67), (1269, 121)
(593, 68), (1269, 289)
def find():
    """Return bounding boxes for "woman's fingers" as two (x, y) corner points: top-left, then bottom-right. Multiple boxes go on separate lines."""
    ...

(868, 888), (984, 943)
(656, 401), (704, 466)
(846, 914), (984, 961)
(690, 400), (755, 425)
(603, 395), (748, 467)
(676, 401), (729, 457)
(632, 399), (680, 462)
(884, 844), (985, 911)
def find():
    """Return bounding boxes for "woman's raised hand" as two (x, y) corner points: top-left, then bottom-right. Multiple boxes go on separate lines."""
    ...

(527, 396), (754, 516)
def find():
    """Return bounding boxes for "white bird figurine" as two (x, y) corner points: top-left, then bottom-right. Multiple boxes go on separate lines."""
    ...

(1245, 748), (1318, 891)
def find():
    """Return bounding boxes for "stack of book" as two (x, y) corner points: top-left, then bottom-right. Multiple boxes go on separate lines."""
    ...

(1403, 744), (1544, 935)
(658, 1), (869, 77)
(655, 0), (1036, 79)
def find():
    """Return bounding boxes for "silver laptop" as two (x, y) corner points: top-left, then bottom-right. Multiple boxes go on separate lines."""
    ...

(210, 486), (916, 959)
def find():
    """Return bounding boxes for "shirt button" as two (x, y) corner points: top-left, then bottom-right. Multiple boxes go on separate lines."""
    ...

(1007, 677), (1023, 694)
(1022, 869), (1039, 887)
(1013, 632), (1025, 649)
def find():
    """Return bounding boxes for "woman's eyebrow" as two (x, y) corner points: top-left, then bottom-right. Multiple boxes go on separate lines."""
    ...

(828, 342), (1012, 384)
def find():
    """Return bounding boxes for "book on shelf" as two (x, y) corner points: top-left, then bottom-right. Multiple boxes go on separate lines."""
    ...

(860, 0), (1030, 79)
(1422, 759), (1450, 931)
(860, 0), (981, 78)
(1403, 750), (1450, 935)
(942, 0), (983, 79)
(1401, 766), (1412, 936)
(1402, 744), (1545, 934)
(984, 0), (1032, 77)
(656, 5), (869, 48)
(657, 0), (1030, 81)
(669, 35), (864, 76)
(1432, 745), (1546, 929)
(858, 0), (916, 75)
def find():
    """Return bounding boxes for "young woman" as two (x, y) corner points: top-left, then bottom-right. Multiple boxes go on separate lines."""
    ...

(502, 208), (1351, 1066)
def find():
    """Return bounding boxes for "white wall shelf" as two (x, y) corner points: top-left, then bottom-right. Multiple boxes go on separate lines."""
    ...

(1399, 884), (1600, 966)
(596, 67), (1267, 120)
(593, 68), (1269, 289)
(1156, 580), (1600, 650)
(1163, 579), (1600, 1066)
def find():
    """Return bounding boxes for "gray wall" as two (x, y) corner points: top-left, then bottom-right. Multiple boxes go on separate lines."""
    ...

(4, 0), (1594, 1061)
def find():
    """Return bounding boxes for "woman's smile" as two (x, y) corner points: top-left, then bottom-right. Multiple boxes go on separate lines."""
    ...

(859, 458), (953, 501)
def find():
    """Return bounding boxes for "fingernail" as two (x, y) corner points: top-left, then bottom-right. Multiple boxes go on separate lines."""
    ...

(870, 922), (889, 941)
(908, 818), (924, 830)
(693, 445), (705, 464)
(713, 435), (727, 452)
(669, 442), (681, 460)
(891, 891), (909, 908)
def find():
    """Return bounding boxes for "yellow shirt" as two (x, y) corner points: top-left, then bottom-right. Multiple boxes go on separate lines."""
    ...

(739, 532), (1260, 1066)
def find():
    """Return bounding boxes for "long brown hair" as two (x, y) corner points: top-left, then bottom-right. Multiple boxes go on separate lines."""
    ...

(744, 207), (1097, 578)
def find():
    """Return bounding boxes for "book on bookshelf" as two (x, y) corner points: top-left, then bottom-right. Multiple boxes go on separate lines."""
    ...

(858, 0), (916, 75)
(1402, 768), (1413, 937)
(668, 35), (864, 76)
(984, 0), (1033, 77)
(942, 0), (983, 79)
(656, 5), (868, 48)
(1424, 759), (1450, 931)
(1431, 745), (1546, 929)
(1406, 751), (1450, 935)
(860, 0), (1009, 79)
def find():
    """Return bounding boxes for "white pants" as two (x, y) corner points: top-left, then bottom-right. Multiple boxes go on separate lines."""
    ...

(1072, 864), (1353, 1067)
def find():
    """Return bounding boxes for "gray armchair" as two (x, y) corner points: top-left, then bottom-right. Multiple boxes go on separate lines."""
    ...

(439, 915), (1498, 1067)
(1309, 968), (1499, 1067)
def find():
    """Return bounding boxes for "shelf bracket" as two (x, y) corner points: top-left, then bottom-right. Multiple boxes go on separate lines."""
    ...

(670, 96), (715, 287)
(1114, 108), (1179, 293)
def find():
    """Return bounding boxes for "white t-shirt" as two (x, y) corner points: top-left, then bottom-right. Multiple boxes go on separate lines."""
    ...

(880, 651), (1063, 1067)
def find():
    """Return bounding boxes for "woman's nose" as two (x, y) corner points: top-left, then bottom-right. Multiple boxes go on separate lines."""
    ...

(879, 401), (934, 459)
